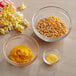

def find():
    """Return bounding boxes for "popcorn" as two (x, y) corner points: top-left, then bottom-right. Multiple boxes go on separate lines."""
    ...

(0, 28), (5, 34)
(12, 21), (19, 27)
(0, 2), (29, 35)
(14, 24), (24, 32)
(5, 28), (9, 33)
(0, 0), (16, 12)
(16, 19), (22, 24)
(0, 14), (2, 17)
(18, 3), (26, 11)
(1, 18), (9, 26)
(8, 26), (13, 31)
(16, 12), (23, 19)
(21, 18), (29, 27)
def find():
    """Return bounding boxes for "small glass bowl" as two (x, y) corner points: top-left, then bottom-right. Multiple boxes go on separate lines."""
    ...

(3, 34), (39, 67)
(32, 6), (72, 42)
(43, 49), (61, 65)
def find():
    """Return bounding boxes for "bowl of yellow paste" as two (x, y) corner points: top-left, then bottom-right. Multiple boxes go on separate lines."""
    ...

(3, 34), (39, 67)
(43, 49), (61, 65)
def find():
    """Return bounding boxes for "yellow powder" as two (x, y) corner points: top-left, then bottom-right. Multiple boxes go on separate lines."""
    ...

(10, 45), (33, 63)
(45, 54), (58, 63)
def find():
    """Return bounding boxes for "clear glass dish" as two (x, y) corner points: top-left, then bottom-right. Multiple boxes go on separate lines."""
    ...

(32, 6), (72, 42)
(43, 49), (61, 65)
(3, 34), (39, 67)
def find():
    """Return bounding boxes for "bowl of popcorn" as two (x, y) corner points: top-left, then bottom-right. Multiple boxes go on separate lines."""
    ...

(32, 6), (72, 42)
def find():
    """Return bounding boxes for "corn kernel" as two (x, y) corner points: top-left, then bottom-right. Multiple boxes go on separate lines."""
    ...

(36, 16), (66, 38)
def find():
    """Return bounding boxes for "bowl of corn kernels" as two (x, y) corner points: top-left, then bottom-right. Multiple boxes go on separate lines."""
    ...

(32, 6), (72, 42)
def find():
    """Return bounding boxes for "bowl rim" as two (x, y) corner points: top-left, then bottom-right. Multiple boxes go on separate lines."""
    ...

(32, 6), (72, 42)
(3, 34), (39, 66)
(43, 49), (61, 65)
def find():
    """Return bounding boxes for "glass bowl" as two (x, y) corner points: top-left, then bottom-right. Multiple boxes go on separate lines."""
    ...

(32, 6), (72, 42)
(3, 34), (39, 67)
(43, 49), (61, 65)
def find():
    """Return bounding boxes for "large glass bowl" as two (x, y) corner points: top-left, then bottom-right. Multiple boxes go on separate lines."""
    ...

(32, 6), (72, 42)
(3, 34), (39, 67)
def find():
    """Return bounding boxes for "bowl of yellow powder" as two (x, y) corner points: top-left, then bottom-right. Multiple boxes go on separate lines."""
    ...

(3, 34), (39, 67)
(43, 49), (61, 65)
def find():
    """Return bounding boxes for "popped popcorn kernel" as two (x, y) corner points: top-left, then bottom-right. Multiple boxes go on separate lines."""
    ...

(1, 4), (16, 15)
(18, 3), (26, 11)
(3, 27), (7, 30)
(14, 24), (24, 32)
(16, 12), (23, 19)
(21, 19), (29, 27)
(0, 28), (5, 34)
(0, 14), (2, 18)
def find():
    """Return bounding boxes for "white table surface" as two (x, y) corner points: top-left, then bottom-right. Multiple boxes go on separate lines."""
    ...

(0, 0), (76, 76)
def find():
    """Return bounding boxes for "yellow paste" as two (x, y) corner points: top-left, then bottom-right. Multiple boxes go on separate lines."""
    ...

(10, 45), (33, 63)
(45, 54), (58, 63)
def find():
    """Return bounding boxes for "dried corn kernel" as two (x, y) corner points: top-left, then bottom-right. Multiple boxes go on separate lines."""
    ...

(36, 16), (66, 38)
